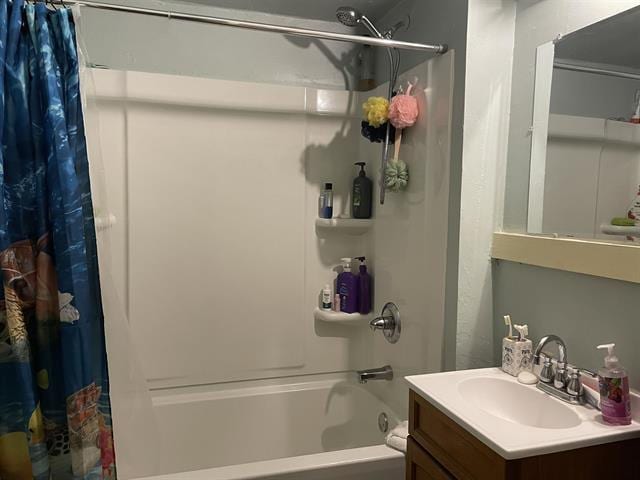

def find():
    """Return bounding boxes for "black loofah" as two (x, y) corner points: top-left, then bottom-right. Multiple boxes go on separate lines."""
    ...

(361, 121), (396, 144)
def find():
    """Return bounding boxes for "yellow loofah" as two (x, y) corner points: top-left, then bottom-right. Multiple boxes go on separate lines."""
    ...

(362, 97), (389, 128)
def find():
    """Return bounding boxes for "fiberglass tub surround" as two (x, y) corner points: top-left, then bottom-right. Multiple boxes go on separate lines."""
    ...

(91, 51), (453, 479)
(80, 4), (455, 478)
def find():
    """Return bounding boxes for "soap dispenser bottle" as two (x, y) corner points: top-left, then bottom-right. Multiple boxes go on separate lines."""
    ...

(355, 256), (372, 314)
(337, 258), (359, 314)
(352, 162), (372, 219)
(597, 343), (631, 425)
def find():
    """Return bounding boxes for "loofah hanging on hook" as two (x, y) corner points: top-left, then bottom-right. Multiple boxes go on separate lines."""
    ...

(362, 96), (389, 127)
(384, 128), (409, 193)
(360, 95), (398, 143)
(361, 121), (396, 144)
(385, 159), (409, 192)
(389, 83), (419, 129)
(389, 94), (418, 129)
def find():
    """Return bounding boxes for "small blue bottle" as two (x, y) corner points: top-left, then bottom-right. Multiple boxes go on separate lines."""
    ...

(319, 183), (333, 219)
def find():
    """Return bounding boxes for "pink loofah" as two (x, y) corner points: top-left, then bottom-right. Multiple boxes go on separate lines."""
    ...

(389, 94), (419, 129)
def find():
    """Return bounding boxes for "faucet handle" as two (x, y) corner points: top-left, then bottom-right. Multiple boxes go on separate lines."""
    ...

(554, 363), (567, 389)
(369, 317), (389, 331)
(566, 369), (583, 397)
(369, 302), (401, 344)
(539, 356), (554, 383)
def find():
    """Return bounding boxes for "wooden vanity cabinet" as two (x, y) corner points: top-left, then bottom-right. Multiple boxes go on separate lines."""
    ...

(407, 389), (640, 480)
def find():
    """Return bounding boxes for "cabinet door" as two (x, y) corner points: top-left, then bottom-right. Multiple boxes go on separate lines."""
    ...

(407, 437), (454, 480)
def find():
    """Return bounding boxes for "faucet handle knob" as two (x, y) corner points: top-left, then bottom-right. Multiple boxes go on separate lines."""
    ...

(369, 317), (388, 331)
(539, 356), (554, 383)
(554, 363), (567, 389)
(566, 370), (583, 397)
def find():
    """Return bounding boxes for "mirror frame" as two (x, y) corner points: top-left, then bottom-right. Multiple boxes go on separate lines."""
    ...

(492, 233), (640, 284)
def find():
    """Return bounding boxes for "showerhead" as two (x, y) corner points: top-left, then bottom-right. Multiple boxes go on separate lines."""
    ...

(336, 6), (362, 27)
(336, 6), (384, 39)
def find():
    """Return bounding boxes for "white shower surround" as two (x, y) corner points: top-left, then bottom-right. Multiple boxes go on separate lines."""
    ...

(88, 52), (453, 479)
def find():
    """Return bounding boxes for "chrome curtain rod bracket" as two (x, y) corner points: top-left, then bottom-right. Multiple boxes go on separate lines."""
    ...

(48, 0), (448, 54)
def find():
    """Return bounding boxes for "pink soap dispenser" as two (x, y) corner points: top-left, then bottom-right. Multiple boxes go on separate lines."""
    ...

(597, 343), (631, 425)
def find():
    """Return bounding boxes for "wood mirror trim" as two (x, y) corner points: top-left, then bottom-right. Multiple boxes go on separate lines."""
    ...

(492, 232), (640, 284)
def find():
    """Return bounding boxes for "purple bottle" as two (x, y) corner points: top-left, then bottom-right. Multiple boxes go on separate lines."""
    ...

(337, 258), (359, 314)
(356, 256), (372, 314)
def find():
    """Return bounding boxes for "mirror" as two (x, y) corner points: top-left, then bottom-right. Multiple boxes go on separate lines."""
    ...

(527, 6), (640, 244)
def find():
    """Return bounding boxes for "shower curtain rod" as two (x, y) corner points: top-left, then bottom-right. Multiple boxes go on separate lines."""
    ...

(554, 61), (640, 81)
(49, 0), (447, 54)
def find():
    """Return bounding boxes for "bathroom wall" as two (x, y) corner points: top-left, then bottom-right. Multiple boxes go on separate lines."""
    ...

(76, 0), (362, 90)
(493, 261), (640, 389)
(374, 0), (469, 371)
(455, 0), (516, 370)
(490, 1), (640, 379)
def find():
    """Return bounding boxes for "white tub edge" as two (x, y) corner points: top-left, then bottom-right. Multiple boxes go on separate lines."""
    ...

(133, 445), (404, 480)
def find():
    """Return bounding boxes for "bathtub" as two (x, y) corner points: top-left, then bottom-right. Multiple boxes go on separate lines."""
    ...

(133, 375), (405, 480)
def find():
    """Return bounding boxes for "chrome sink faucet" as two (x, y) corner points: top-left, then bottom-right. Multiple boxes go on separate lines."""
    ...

(533, 334), (598, 407)
(534, 334), (568, 367)
(357, 365), (393, 384)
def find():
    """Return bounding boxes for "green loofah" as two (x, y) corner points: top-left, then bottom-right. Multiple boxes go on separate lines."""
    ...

(611, 217), (636, 226)
(385, 160), (409, 192)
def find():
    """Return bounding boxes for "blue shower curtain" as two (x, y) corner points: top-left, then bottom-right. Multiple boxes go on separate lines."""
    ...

(0, 1), (115, 479)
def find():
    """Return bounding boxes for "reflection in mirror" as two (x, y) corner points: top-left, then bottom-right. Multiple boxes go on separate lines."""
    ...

(528, 6), (640, 244)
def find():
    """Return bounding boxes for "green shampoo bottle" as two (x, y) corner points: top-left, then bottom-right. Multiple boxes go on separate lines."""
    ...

(352, 162), (372, 219)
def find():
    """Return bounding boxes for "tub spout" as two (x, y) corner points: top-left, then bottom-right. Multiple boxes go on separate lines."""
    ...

(357, 365), (393, 384)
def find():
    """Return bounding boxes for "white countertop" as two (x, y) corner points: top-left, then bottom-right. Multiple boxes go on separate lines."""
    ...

(406, 367), (640, 459)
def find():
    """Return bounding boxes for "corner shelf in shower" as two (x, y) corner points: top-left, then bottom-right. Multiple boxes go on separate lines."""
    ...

(315, 218), (372, 236)
(600, 224), (640, 237)
(313, 307), (373, 324)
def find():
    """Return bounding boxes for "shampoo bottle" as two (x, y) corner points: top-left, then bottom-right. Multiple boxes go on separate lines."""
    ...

(355, 256), (372, 314)
(337, 258), (359, 314)
(597, 343), (631, 425)
(352, 163), (372, 219)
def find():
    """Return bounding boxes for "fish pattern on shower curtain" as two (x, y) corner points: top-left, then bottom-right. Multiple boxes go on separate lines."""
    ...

(0, 1), (115, 479)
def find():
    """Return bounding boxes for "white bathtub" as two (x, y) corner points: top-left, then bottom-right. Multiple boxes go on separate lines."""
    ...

(133, 375), (405, 480)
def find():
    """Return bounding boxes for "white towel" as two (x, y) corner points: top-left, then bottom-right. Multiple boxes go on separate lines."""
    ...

(385, 420), (409, 453)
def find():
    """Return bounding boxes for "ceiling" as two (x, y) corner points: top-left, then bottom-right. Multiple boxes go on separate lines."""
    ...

(174, 0), (399, 22)
(556, 6), (640, 71)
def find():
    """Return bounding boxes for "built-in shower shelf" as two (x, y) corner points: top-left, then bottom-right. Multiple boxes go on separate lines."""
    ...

(315, 218), (372, 236)
(600, 224), (640, 237)
(313, 307), (373, 324)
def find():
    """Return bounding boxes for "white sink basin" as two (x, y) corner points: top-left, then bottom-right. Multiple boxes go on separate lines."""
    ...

(406, 368), (640, 459)
(458, 377), (581, 429)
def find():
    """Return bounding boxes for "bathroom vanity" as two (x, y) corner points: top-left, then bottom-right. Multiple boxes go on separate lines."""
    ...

(405, 369), (640, 479)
